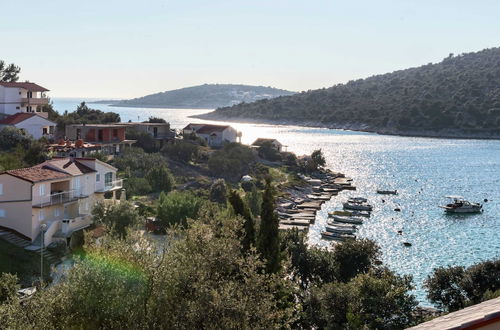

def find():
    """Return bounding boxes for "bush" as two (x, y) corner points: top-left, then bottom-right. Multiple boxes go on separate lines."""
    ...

(125, 128), (157, 153)
(257, 141), (281, 161)
(245, 185), (262, 218)
(0, 126), (32, 151)
(208, 143), (255, 181)
(112, 147), (167, 178)
(209, 179), (227, 204)
(240, 180), (255, 192)
(162, 141), (199, 163)
(124, 177), (152, 196)
(146, 166), (175, 193)
(156, 191), (203, 228)
(92, 202), (141, 238)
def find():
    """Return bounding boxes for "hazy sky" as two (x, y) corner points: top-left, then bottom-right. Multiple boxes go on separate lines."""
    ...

(1, 0), (498, 98)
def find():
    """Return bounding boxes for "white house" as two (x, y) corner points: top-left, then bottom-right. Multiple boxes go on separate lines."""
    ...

(0, 157), (122, 246)
(0, 113), (56, 139)
(182, 123), (240, 147)
(0, 82), (50, 118)
(251, 138), (285, 152)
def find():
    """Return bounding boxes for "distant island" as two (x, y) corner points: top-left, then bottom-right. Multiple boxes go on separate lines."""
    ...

(97, 84), (294, 109)
(198, 48), (500, 139)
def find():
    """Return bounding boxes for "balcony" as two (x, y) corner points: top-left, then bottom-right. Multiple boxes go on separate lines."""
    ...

(21, 97), (49, 106)
(96, 179), (123, 193)
(33, 189), (89, 208)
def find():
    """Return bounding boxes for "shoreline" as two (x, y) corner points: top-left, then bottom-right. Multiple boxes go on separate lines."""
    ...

(193, 112), (500, 141)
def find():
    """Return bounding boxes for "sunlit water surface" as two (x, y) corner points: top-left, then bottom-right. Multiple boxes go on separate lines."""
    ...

(54, 98), (500, 304)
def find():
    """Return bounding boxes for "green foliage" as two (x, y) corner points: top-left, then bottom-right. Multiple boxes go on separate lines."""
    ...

(425, 259), (500, 311)
(156, 191), (203, 228)
(124, 177), (152, 196)
(161, 140), (199, 163)
(245, 185), (262, 218)
(213, 48), (500, 135)
(125, 128), (157, 153)
(112, 147), (167, 178)
(257, 179), (281, 273)
(55, 102), (120, 131)
(228, 190), (255, 251)
(311, 149), (326, 167)
(0, 126), (32, 151)
(146, 116), (167, 123)
(332, 238), (381, 282)
(92, 202), (141, 238)
(209, 178), (227, 204)
(208, 143), (255, 181)
(146, 166), (175, 193)
(0, 273), (19, 303)
(0, 60), (20, 82)
(257, 141), (281, 161)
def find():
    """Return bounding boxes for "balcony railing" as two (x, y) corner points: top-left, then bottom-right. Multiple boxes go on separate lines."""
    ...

(21, 97), (49, 106)
(96, 179), (123, 192)
(33, 189), (88, 208)
(61, 214), (92, 235)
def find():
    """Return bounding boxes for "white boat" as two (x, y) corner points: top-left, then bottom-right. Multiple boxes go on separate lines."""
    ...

(343, 202), (373, 211)
(325, 225), (356, 234)
(329, 210), (371, 217)
(347, 197), (368, 204)
(321, 231), (356, 241)
(439, 196), (483, 214)
(377, 189), (398, 195)
(326, 220), (358, 229)
(332, 215), (364, 225)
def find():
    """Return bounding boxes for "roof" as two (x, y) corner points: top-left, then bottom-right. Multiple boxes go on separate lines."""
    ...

(183, 123), (206, 130)
(0, 82), (49, 92)
(409, 297), (500, 329)
(0, 113), (55, 125)
(252, 138), (282, 146)
(195, 124), (231, 134)
(5, 158), (96, 183)
(122, 122), (170, 126)
(68, 123), (128, 128)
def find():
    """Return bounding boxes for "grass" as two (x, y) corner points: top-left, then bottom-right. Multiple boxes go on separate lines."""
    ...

(0, 239), (50, 286)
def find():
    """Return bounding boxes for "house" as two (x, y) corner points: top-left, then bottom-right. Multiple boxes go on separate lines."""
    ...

(48, 139), (102, 158)
(0, 82), (50, 118)
(0, 157), (122, 246)
(251, 138), (285, 152)
(0, 113), (56, 139)
(408, 296), (500, 329)
(182, 123), (240, 147)
(65, 123), (136, 155)
(122, 121), (176, 149)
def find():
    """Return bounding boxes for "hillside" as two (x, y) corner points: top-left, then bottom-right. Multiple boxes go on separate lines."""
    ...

(201, 48), (500, 139)
(110, 84), (294, 109)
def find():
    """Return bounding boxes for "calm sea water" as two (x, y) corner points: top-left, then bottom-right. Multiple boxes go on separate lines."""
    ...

(53, 98), (500, 304)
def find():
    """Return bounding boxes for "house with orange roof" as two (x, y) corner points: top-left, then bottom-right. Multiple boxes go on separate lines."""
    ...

(0, 81), (50, 118)
(0, 112), (56, 139)
(0, 158), (122, 247)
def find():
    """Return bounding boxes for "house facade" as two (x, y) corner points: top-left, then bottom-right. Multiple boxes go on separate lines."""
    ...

(251, 138), (285, 152)
(182, 123), (240, 147)
(0, 158), (122, 246)
(123, 122), (175, 149)
(0, 82), (50, 118)
(65, 124), (136, 155)
(0, 113), (56, 139)
(48, 139), (102, 158)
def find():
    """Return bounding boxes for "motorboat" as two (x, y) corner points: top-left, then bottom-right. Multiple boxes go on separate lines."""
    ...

(321, 231), (356, 241)
(325, 226), (356, 235)
(347, 197), (368, 204)
(326, 220), (358, 228)
(343, 202), (373, 211)
(329, 210), (370, 217)
(331, 215), (364, 225)
(439, 196), (483, 214)
(377, 189), (398, 195)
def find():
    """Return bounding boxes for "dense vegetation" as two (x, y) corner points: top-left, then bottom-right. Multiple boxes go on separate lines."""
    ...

(110, 84), (294, 108)
(49, 102), (121, 132)
(0, 60), (20, 82)
(208, 48), (500, 138)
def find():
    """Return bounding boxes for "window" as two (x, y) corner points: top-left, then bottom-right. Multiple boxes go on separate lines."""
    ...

(112, 129), (118, 138)
(16, 106), (20, 110)
(105, 172), (113, 187)
(96, 173), (101, 182)
(39, 184), (45, 196)
(0, 183), (3, 195)
(54, 208), (60, 217)
(39, 210), (44, 221)
(0, 209), (5, 218)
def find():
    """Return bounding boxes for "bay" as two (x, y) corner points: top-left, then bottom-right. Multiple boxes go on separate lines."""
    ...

(52, 98), (500, 305)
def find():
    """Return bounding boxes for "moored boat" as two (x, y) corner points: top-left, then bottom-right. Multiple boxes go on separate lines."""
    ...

(347, 197), (368, 204)
(343, 202), (373, 211)
(321, 231), (356, 241)
(331, 215), (364, 224)
(329, 210), (370, 217)
(439, 196), (483, 214)
(377, 189), (398, 195)
(325, 225), (356, 234)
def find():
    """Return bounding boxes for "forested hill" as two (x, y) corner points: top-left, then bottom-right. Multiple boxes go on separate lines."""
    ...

(110, 84), (294, 109)
(203, 48), (500, 138)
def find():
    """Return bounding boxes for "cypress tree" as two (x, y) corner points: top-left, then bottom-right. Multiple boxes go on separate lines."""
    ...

(257, 179), (281, 273)
(228, 190), (255, 252)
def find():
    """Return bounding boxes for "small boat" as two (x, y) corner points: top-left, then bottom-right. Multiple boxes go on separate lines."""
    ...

(403, 242), (412, 247)
(329, 210), (370, 217)
(325, 223), (357, 233)
(321, 231), (356, 241)
(439, 196), (483, 214)
(377, 189), (398, 195)
(347, 197), (368, 204)
(343, 202), (373, 211)
(331, 215), (364, 225)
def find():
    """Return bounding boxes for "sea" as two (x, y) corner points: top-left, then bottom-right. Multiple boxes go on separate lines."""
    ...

(53, 98), (500, 305)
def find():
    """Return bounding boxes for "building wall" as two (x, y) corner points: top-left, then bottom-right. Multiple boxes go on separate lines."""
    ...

(0, 87), (23, 115)
(222, 127), (238, 143)
(0, 174), (34, 239)
(12, 115), (56, 139)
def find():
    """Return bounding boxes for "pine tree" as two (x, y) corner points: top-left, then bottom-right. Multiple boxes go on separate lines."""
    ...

(257, 179), (280, 273)
(228, 190), (255, 252)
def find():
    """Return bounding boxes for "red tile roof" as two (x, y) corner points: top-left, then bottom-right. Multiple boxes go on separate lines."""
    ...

(0, 82), (49, 92)
(0, 113), (39, 125)
(5, 158), (96, 183)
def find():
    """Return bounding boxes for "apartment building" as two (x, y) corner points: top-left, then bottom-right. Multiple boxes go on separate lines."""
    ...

(0, 158), (122, 246)
(65, 123), (136, 155)
(0, 82), (50, 118)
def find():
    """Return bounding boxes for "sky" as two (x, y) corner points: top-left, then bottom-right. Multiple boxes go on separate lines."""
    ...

(1, 0), (498, 98)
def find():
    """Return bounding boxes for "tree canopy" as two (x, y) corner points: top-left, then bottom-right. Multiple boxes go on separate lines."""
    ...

(0, 60), (20, 82)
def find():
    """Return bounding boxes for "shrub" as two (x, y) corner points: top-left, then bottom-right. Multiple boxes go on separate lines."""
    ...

(125, 128), (157, 153)
(156, 191), (203, 228)
(209, 179), (227, 204)
(162, 141), (199, 163)
(124, 177), (152, 196)
(92, 202), (141, 238)
(0, 126), (32, 151)
(146, 166), (175, 193)
(207, 143), (255, 181)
